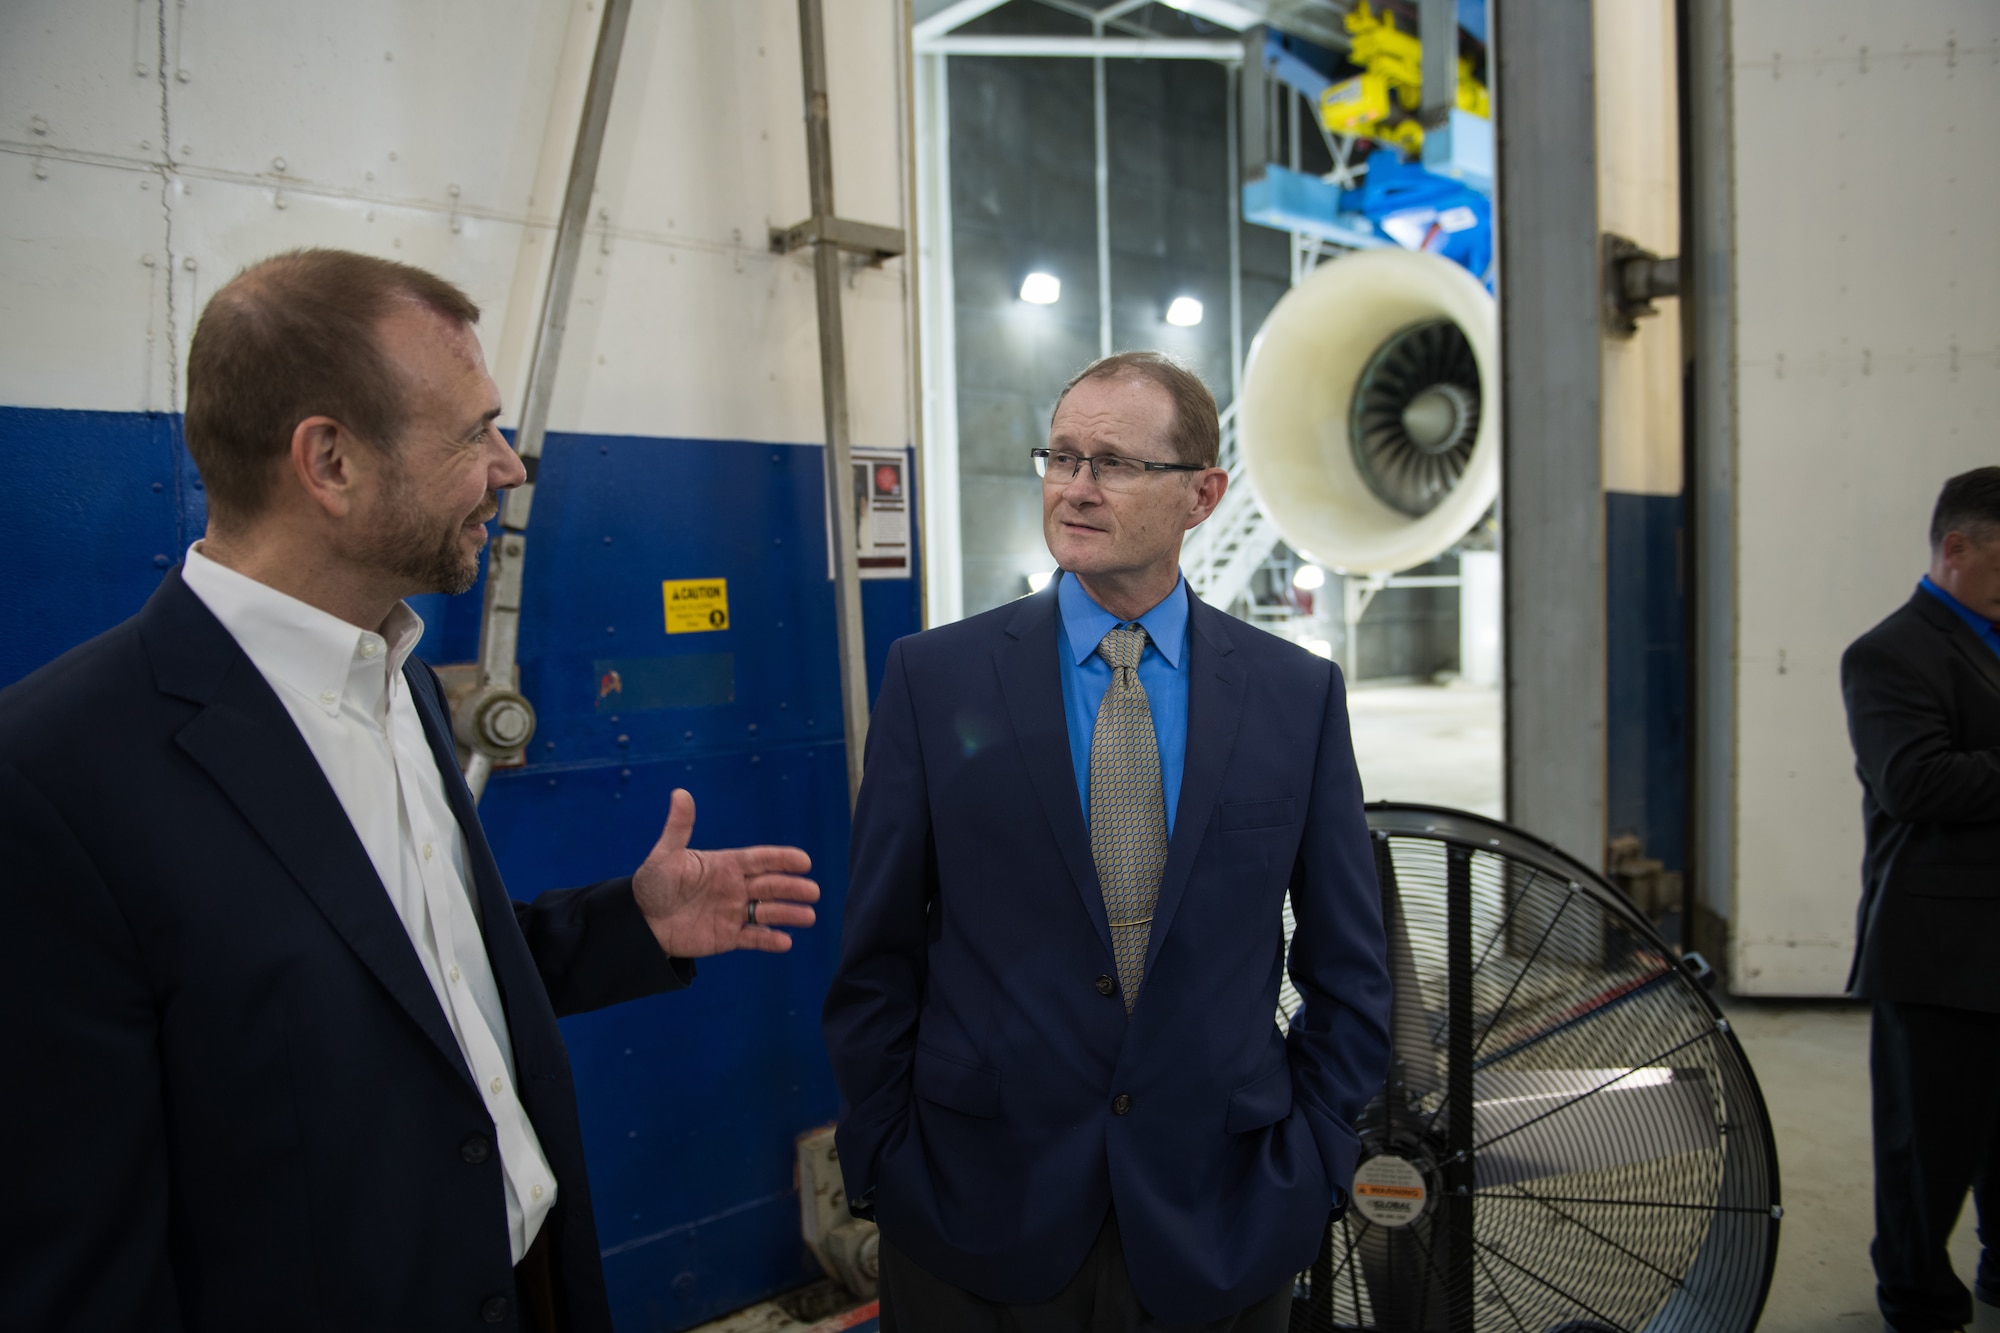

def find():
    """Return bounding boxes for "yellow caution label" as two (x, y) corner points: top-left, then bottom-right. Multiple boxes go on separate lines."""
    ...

(662, 578), (730, 634)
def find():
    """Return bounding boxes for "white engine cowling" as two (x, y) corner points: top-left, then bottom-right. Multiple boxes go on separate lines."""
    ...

(1240, 247), (1499, 575)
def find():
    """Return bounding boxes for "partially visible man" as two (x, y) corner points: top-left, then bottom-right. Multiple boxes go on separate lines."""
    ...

(1841, 467), (2000, 1333)
(825, 353), (1392, 1331)
(0, 249), (819, 1333)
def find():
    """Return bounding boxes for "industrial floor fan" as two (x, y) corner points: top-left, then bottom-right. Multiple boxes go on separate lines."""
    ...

(1282, 804), (1782, 1333)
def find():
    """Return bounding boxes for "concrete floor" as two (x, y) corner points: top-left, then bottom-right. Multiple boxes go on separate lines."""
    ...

(1725, 999), (1989, 1333)
(1346, 680), (1504, 818)
(1349, 684), (1992, 1332)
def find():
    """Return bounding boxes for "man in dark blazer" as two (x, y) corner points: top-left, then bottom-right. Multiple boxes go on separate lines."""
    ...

(823, 353), (1393, 1331)
(0, 249), (819, 1333)
(1841, 466), (2000, 1333)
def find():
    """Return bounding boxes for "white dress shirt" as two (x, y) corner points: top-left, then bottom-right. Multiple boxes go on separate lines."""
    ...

(181, 544), (556, 1263)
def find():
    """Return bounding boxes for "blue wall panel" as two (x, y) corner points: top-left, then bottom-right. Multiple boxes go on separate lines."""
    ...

(0, 407), (205, 687)
(1605, 490), (1686, 871)
(2, 408), (922, 1331)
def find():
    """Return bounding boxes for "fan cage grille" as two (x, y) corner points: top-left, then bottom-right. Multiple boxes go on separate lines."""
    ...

(1281, 806), (1780, 1333)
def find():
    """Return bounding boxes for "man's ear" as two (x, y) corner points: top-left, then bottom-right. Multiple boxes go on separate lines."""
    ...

(1186, 466), (1229, 529)
(288, 415), (364, 519)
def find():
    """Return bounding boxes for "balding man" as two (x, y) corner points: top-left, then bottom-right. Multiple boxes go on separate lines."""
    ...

(824, 353), (1391, 1331)
(0, 249), (819, 1333)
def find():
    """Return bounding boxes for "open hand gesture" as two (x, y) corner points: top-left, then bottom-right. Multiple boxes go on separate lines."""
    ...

(631, 789), (819, 957)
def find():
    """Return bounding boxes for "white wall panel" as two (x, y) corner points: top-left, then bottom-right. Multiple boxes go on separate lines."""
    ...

(565, 0), (912, 447)
(1727, 0), (2000, 994)
(0, 0), (915, 456)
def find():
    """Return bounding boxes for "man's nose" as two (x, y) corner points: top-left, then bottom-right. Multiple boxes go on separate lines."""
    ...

(494, 438), (529, 490)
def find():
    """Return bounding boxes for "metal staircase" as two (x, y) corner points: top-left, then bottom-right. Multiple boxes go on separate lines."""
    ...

(1183, 401), (1284, 612)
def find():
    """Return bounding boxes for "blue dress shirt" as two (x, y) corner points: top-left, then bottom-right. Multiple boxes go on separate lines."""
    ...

(1919, 575), (2000, 662)
(1055, 570), (1190, 834)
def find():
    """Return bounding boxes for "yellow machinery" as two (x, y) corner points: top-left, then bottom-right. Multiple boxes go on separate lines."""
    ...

(1320, 1), (1490, 156)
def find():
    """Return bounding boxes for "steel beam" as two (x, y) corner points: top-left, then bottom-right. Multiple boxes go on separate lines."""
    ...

(1495, 0), (1604, 863)
(466, 0), (633, 799)
(1685, 0), (1736, 943)
(1419, 0), (1458, 126)
(794, 0), (875, 808)
(915, 35), (1242, 59)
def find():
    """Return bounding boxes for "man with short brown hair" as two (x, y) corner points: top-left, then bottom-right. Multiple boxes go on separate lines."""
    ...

(825, 354), (1391, 1330)
(0, 248), (820, 1333)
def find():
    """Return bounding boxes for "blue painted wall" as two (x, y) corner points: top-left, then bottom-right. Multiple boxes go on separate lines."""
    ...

(1, 407), (920, 1331)
(1605, 490), (1686, 872)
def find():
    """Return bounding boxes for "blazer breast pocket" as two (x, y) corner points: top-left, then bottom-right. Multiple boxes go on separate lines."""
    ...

(913, 1046), (1002, 1118)
(1219, 798), (1296, 832)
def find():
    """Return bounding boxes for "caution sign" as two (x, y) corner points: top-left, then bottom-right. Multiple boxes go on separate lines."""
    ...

(662, 578), (730, 634)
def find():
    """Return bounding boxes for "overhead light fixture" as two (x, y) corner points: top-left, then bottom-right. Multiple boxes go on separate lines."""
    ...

(1292, 564), (1326, 591)
(1165, 295), (1204, 327)
(1026, 570), (1055, 593)
(1020, 272), (1060, 305)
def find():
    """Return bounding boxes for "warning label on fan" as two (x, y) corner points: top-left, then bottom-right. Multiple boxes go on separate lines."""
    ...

(662, 579), (729, 634)
(1352, 1154), (1429, 1228)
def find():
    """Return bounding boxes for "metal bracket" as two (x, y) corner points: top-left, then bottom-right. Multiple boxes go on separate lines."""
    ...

(1603, 232), (1682, 337)
(796, 1125), (879, 1299)
(770, 215), (906, 264)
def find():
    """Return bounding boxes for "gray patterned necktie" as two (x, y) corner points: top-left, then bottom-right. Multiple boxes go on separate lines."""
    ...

(1089, 623), (1168, 1013)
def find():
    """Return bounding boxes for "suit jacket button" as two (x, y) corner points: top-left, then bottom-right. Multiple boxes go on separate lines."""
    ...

(480, 1295), (509, 1323)
(461, 1135), (491, 1164)
(1112, 1093), (1132, 1115)
(1094, 975), (1117, 997)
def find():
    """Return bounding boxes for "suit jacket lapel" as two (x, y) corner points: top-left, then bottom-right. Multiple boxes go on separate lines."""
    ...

(995, 587), (1114, 960)
(1143, 591), (1244, 978)
(1911, 590), (2000, 698)
(142, 573), (474, 1090)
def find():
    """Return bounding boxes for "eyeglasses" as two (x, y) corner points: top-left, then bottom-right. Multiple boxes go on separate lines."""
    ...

(1033, 448), (1204, 491)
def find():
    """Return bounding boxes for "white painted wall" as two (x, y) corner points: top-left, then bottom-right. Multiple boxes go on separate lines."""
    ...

(1725, 1), (2000, 994)
(0, 0), (914, 454)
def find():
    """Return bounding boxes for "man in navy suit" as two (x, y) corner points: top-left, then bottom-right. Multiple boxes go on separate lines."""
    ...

(823, 353), (1392, 1330)
(0, 249), (819, 1332)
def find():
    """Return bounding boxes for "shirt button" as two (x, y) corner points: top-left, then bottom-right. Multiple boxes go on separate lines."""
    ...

(531, 1184), (544, 1202)
(489, 1076), (504, 1096)
(1094, 975), (1118, 997)
(360, 640), (382, 659)
(480, 1295), (509, 1323)
(460, 1134), (490, 1164)
(1112, 1093), (1132, 1115)
(423, 843), (434, 861)
(448, 966), (461, 984)
(318, 689), (337, 706)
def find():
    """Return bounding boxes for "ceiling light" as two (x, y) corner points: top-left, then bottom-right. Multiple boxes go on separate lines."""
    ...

(1020, 272), (1060, 305)
(1026, 570), (1055, 593)
(1292, 564), (1326, 591)
(1165, 295), (1204, 327)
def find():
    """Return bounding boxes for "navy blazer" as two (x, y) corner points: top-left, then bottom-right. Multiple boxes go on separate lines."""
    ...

(822, 581), (1392, 1320)
(0, 570), (688, 1332)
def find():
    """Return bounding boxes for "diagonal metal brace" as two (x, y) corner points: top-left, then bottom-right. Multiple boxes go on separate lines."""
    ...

(770, 215), (906, 263)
